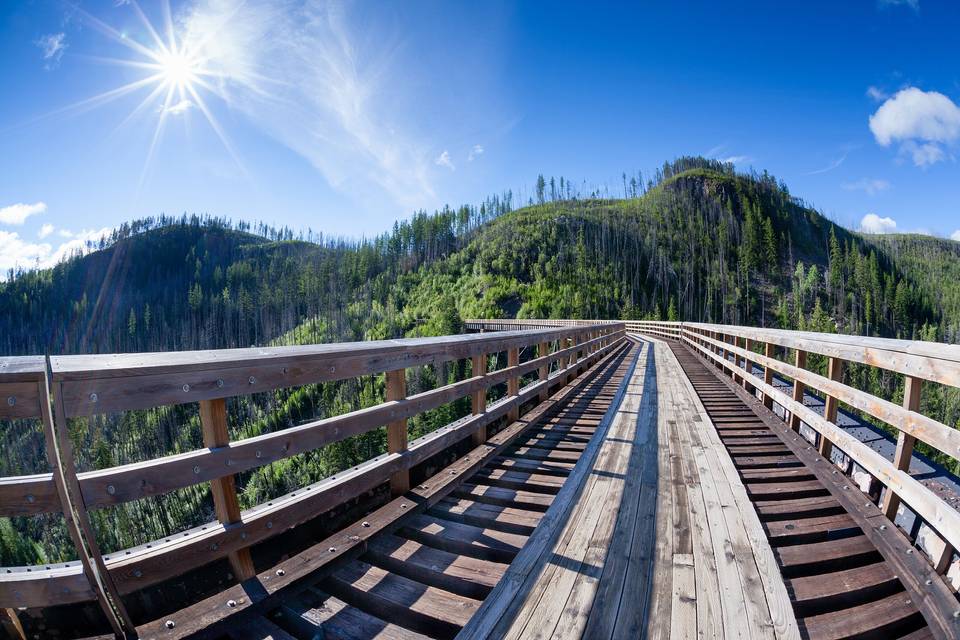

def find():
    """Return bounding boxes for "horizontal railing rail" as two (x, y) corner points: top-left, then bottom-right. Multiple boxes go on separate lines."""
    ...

(0, 323), (625, 635)
(626, 319), (960, 587)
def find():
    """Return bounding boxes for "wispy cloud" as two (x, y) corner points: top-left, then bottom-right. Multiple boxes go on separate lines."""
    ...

(176, 0), (437, 212)
(468, 144), (484, 162)
(859, 213), (898, 234)
(869, 87), (960, 167)
(35, 33), (67, 69)
(866, 86), (888, 102)
(435, 150), (455, 171)
(0, 202), (47, 225)
(878, 0), (919, 11)
(721, 155), (751, 165)
(705, 143), (727, 158)
(842, 178), (891, 196)
(163, 99), (194, 115)
(39, 224), (55, 239)
(806, 152), (848, 175)
(951, 230), (960, 242)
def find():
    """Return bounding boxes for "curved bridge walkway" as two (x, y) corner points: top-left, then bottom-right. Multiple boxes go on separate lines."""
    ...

(3, 322), (959, 640)
(207, 336), (807, 640)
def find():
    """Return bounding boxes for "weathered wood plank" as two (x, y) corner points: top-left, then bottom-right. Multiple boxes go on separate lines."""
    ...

(200, 397), (255, 582)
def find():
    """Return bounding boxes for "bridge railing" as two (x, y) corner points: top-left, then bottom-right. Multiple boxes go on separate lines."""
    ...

(467, 318), (960, 583)
(629, 319), (960, 583)
(0, 323), (625, 632)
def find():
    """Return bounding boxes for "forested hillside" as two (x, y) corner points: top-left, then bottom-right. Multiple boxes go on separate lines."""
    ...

(2, 157), (958, 566)
(863, 234), (960, 343)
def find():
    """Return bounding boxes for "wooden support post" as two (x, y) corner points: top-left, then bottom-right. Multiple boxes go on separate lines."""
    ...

(881, 376), (922, 520)
(200, 398), (256, 582)
(538, 341), (550, 402)
(790, 350), (807, 432)
(507, 347), (520, 422)
(1, 609), (25, 640)
(471, 353), (488, 446)
(569, 335), (579, 381)
(818, 357), (845, 459)
(763, 342), (775, 410)
(45, 366), (136, 638)
(385, 369), (409, 495)
(742, 337), (753, 390)
(933, 536), (954, 574)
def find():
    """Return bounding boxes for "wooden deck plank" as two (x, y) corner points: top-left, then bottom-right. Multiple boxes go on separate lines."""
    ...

(669, 340), (800, 640)
(504, 344), (649, 639)
(455, 338), (644, 640)
(457, 335), (797, 640)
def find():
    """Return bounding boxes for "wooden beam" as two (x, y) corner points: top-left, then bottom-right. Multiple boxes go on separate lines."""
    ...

(471, 354), (488, 446)
(1, 609), (25, 640)
(538, 342), (550, 402)
(881, 376), (922, 520)
(789, 350), (807, 432)
(742, 337), (753, 391)
(818, 357), (844, 459)
(507, 347), (520, 422)
(45, 367), (136, 638)
(385, 369), (409, 495)
(568, 336), (578, 382)
(682, 333), (960, 559)
(762, 343), (775, 410)
(199, 398), (256, 582)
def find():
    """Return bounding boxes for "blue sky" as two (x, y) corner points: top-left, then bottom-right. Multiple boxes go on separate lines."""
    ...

(1, 0), (959, 272)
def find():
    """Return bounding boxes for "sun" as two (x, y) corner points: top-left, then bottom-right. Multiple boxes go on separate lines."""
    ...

(68, 0), (243, 186)
(156, 48), (201, 91)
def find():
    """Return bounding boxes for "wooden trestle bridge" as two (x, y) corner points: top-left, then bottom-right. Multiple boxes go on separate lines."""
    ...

(1, 320), (959, 639)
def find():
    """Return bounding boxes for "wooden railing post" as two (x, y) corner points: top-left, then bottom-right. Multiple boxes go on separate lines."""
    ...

(199, 398), (256, 582)
(538, 341), (550, 402)
(472, 353), (488, 446)
(568, 334), (579, 382)
(818, 357), (845, 459)
(790, 349), (807, 432)
(0, 609), (25, 640)
(385, 369), (410, 495)
(882, 376), (922, 520)
(763, 343), (775, 410)
(45, 366), (136, 638)
(742, 337), (753, 391)
(507, 347), (520, 422)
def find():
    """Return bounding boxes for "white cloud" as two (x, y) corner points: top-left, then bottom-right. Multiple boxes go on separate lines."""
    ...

(38, 224), (55, 239)
(163, 99), (194, 115)
(435, 150), (455, 171)
(867, 86), (888, 102)
(176, 0), (437, 212)
(721, 155), (751, 165)
(0, 227), (112, 276)
(901, 140), (945, 166)
(878, 0), (919, 10)
(869, 87), (960, 166)
(859, 213), (898, 234)
(842, 178), (891, 196)
(36, 33), (67, 69)
(806, 152), (848, 175)
(951, 230), (960, 242)
(0, 202), (47, 225)
(468, 144), (484, 161)
(705, 144), (727, 158)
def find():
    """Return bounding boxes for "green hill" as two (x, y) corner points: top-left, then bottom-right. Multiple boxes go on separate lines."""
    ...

(1, 157), (957, 565)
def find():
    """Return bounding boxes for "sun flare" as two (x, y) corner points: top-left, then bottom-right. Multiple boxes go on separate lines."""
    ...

(156, 48), (201, 90)
(71, 0), (242, 185)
